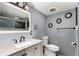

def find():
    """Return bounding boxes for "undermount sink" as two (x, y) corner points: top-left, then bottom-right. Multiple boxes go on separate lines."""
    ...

(14, 41), (32, 48)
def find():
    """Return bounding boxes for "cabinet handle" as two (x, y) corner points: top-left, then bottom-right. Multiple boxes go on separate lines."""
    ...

(35, 47), (37, 50)
(22, 53), (27, 56)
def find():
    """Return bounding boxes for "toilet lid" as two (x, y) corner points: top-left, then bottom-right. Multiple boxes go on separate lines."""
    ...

(45, 44), (59, 52)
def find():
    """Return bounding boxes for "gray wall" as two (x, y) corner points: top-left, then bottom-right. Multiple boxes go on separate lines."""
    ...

(0, 5), (46, 44)
(0, 32), (30, 44)
(29, 6), (46, 39)
(46, 9), (76, 56)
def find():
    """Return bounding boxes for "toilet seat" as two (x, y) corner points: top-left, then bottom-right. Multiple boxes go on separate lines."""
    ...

(42, 36), (60, 56)
(45, 44), (59, 52)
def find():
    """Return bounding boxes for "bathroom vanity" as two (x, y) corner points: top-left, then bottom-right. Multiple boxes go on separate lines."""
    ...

(0, 3), (43, 56)
(0, 39), (43, 56)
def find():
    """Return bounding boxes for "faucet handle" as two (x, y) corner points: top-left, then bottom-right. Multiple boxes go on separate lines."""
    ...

(13, 39), (18, 44)
(20, 36), (25, 42)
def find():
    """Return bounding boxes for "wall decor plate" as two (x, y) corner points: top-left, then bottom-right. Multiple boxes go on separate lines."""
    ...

(34, 24), (38, 30)
(48, 23), (53, 28)
(56, 18), (62, 24)
(65, 12), (72, 19)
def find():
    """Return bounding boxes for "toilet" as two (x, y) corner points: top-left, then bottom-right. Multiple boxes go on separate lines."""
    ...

(42, 36), (59, 56)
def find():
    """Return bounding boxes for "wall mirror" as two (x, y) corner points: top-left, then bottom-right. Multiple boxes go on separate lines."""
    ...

(0, 3), (31, 31)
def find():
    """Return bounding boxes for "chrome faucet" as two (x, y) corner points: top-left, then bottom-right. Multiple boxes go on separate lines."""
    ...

(13, 39), (18, 44)
(20, 36), (25, 42)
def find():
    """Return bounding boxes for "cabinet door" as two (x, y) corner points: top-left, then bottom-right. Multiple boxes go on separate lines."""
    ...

(33, 42), (43, 56)
(25, 47), (34, 56)
(11, 50), (25, 56)
(11, 42), (43, 56)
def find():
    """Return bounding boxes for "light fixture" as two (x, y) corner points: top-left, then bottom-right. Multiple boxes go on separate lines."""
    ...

(48, 7), (56, 12)
(24, 5), (29, 10)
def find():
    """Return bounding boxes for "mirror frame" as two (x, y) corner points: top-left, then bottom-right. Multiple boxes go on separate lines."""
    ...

(0, 3), (32, 33)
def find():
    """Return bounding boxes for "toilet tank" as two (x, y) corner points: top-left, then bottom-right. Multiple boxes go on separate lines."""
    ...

(42, 36), (48, 45)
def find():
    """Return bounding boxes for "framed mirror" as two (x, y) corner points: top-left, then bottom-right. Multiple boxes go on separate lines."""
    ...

(56, 18), (62, 24)
(0, 3), (31, 31)
(65, 12), (72, 19)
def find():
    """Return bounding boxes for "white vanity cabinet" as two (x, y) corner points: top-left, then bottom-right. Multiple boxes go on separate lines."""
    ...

(11, 42), (43, 56)
(24, 47), (34, 56)
(11, 50), (25, 56)
(33, 42), (43, 56)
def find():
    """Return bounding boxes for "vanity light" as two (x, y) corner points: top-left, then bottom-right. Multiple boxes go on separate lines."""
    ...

(23, 2), (29, 10)
(10, 2), (29, 10)
(18, 2), (24, 8)
(24, 5), (29, 10)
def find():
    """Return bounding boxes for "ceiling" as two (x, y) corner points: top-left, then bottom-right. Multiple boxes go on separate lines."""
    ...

(31, 2), (78, 16)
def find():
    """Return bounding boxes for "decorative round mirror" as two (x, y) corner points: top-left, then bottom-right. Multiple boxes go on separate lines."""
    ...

(65, 12), (72, 19)
(34, 24), (38, 30)
(56, 18), (62, 24)
(48, 23), (53, 28)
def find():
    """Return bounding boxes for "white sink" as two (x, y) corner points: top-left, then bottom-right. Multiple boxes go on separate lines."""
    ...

(14, 41), (32, 48)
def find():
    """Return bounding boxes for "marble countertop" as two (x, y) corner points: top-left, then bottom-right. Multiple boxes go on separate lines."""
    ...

(0, 39), (42, 56)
